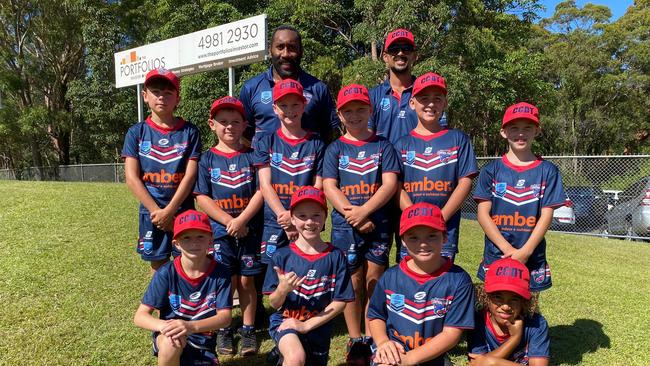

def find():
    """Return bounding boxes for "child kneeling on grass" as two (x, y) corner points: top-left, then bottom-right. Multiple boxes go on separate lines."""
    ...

(134, 210), (232, 366)
(367, 202), (475, 366)
(468, 258), (549, 366)
(263, 186), (355, 366)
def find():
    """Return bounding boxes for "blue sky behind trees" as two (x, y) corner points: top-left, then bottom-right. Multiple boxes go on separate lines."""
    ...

(539, 0), (633, 20)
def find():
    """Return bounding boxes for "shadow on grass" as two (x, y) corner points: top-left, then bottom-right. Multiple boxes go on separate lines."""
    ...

(549, 319), (610, 365)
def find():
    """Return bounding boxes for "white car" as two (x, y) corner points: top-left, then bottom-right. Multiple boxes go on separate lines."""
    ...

(605, 177), (650, 238)
(551, 197), (576, 230)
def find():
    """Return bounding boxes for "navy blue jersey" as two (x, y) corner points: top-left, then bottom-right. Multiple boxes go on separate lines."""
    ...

(253, 129), (325, 222)
(194, 147), (261, 238)
(122, 117), (202, 211)
(239, 66), (339, 140)
(142, 257), (232, 349)
(473, 156), (565, 262)
(367, 258), (475, 366)
(368, 80), (419, 145)
(469, 310), (550, 364)
(394, 129), (478, 254)
(322, 135), (400, 228)
(263, 243), (354, 336)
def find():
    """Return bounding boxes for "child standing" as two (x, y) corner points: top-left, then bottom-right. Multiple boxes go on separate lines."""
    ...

(393, 72), (478, 262)
(254, 79), (325, 264)
(122, 68), (202, 271)
(367, 202), (475, 366)
(468, 258), (550, 366)
(263, 186), (355, 366)
(194, 96), (264, 356)
(473, 102), (565, 292)
(322, 84), (400, 364)
(134, 210), (232, 366)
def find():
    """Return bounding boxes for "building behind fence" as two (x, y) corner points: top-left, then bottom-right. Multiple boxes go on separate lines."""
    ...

(1, 156), (649, 240)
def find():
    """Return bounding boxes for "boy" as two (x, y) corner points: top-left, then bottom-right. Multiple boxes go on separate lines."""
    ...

(122, 68), (202, 271)
(134, 210), (232, 366)
(468, 257), (550, 366)
(473, 102), (565, 292)
(367, 202), (475, 366)
(254, 79), (325, 264)
(194, 96), (264, 356)
(322, 84), (400, 364)
(393, 72), (478, 262)
(263, 186), (355, 366)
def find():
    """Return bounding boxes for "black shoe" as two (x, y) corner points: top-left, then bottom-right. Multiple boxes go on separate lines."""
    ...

(216, 327), (235, 355)
(346, 337), (371, 366)
(238, 327), (257, 356)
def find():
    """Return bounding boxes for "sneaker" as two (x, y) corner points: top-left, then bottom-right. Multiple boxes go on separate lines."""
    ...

(345, 337), (371, 366)
(216, 327), (235, 355)
(238, 327), (257, 356)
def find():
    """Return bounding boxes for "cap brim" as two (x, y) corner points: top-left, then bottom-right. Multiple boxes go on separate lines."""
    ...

(385, 37), (416, 50)
(173, 226), (213, 239)
(145, 74), (179, 91)
(211, 103), (245, 119)
(502, 116), (539, 127)
(485, 283), (531, 300)
(290, 198), (328, 213)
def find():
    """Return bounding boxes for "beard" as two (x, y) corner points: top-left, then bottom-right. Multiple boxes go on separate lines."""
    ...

(271, 54), (302, 78)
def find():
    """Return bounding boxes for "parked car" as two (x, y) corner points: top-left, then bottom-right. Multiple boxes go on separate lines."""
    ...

(551, 197), (576, 230)
(604, 177), (650, 238)
(603, 189), (623, 211)
(565, 186), (608, 230)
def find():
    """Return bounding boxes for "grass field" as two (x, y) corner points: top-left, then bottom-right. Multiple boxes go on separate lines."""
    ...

(0, 181), (649, 365)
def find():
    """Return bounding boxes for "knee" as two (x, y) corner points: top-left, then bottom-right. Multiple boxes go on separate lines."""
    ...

(156, 335), (184, 362)
(282, 348), (306, 366)
(239, 276), (257, 294)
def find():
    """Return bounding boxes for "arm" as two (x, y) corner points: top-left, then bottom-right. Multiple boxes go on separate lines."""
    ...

(159, 308), (232, 340)
(477, 200), (516, 256)
(196, 194), (234, 227)
(399, 326), (463, 366)
(278, 300), (347, 333)
(124, 157), (159, 214)
(313, 175), (323, 190)
(268, 266), (306, 309)
(512, 207), (554, 263)
(398, 183), (414, 210)
(133, 303), (167, 333)
(368, 318), (406, 365)
(258, 165), (291, 228)
(345, 172), (398, 227)
(154, 159), (199, 231)
(227, 190), (264, 235)
(441, 176), (473, 221)
(323, 178), (353, 214)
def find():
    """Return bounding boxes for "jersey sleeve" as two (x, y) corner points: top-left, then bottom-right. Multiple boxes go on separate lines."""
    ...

(313, 138), (325, 177)
(121, 125), (140, 159)
(473, 162), (494, 201)
(457, 132), (478, 179)
(393, 140), (405, 180)
(366, 275), (388, 321)
(187, 124), (202, 160)
(526, 314), (550, 358)
(141, 266), (169, 309)
(194, 154), (212, 196)
(262, 255), (280, 295)
(467, 311), (489, 355)
(322, 142), (340, 180)
(253, 134), (270, 166)
(239, 83), (256, 141)
(332, 250), (355, 302)
(213, 267), (233, 310)
(443, 274), (476, 329)
(541, 163), (566, 208)
(381, 140), (401, 173)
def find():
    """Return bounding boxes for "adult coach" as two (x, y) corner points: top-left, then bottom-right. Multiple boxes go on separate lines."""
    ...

(239, 25), (339, 144)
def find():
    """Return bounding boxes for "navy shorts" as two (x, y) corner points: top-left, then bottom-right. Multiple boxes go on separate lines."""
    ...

(260, 223), (289, 265)
(152, 332), (219, 366)
(138, 212), (179, 261)
(331, 226), (391, 270)
(212, 232), (263, 276)
(268, 312), (329, 366)
(477, 257), (552, 292)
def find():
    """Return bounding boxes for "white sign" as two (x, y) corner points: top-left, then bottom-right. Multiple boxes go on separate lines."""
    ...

(114, 14), (267, 88)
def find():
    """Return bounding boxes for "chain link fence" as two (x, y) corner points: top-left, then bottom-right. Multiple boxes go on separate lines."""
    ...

(1, 156), (649, 240)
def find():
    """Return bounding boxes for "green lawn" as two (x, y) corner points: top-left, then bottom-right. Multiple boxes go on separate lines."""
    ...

(0, 181), (648, 365)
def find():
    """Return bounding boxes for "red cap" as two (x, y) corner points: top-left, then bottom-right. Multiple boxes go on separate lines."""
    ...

(485, 258), (531, 300)
(210, 96), (245, 119)
(144, 68), (180, 92)
(412, 72), (447, 97)
(384, 28), (415, 51)
(173, 210), (212, 239)
(273, 79), (306, 103)
(337, 84), (371, 109)
(502, 102), (539, 127)
(290, 186), (327, 213)
(399, 202), (446, 236)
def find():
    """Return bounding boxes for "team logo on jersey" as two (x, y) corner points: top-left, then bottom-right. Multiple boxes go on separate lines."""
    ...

(145, 231), (153, 239)
(306, 269), (317, 279)
(432, 297), (452, 316)
(210, 168), (221, 183)
(174, 143), (187, 155)
(531, 184), (541, 198)
(158, 138), (169, 146)
(242, 255), (254, 268)
(339, 155), (350, 169)
(347, 251), (357, 265)
(303, 91), (313, 103)
(261, 90), (272, 104)
(357, 151), (366, 159)
(398, 110), (406, 119)
(169, 294), (182, 311)
(371, 153), (380, 166)
(142, 240), (153, 254)
(531, 264), (549, 284)
(405, 151), (416, 165)
(414, 291), (427, 303)
(269, 235), (278, 243)
(189, 291), (201, 301)
(213, 243), (221, 252)
(424, 147), (433, 156)
(271, 153), (283, 167)
(389, 293), (405, 312)
(495, 182), (507, 197)
(206, 293), (218, 309)
(266, 244), (276, 256)
(380, 97), (390, 111)
(242, 167), (253, 181)
(228, 164), (237, 172)
(516, 179), (526, 188)
(437, 149), (452, 163)
(288, 152), (298, 159)
(303, 155), (315, 169)
(139, 141), (152, 155)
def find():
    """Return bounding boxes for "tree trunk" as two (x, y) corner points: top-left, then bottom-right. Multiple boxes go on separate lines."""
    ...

(371, 40), (377, 60)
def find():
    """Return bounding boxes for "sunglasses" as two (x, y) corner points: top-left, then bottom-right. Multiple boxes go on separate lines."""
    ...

(386, 44), (415, 54)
